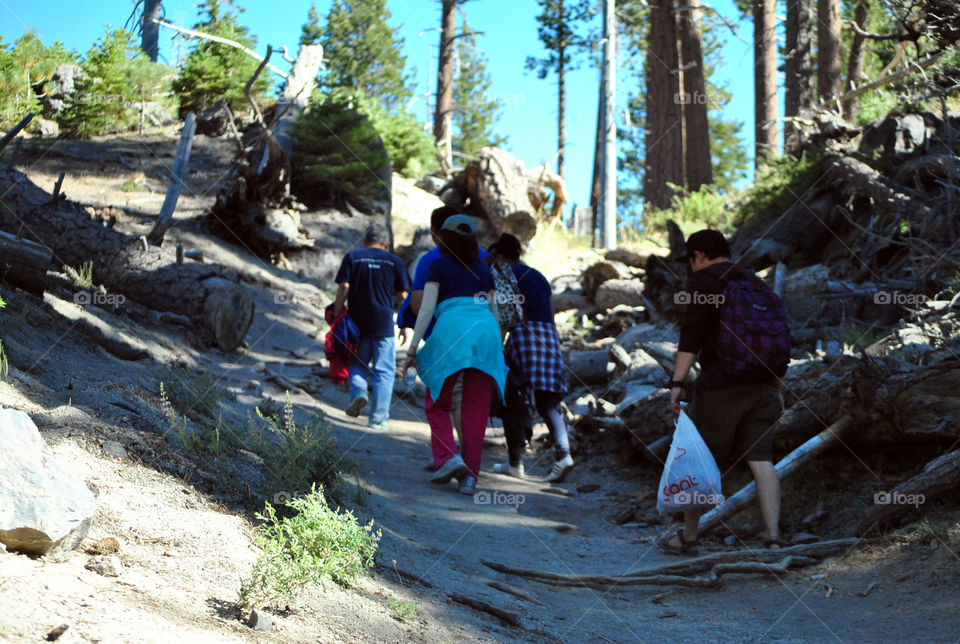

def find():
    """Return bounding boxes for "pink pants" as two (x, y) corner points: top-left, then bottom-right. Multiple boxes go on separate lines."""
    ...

(425, 369), (494, 477)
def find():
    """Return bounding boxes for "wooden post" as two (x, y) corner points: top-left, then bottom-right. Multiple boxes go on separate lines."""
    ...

(147, 113), (196, 246)
(696, 415), (855, 534)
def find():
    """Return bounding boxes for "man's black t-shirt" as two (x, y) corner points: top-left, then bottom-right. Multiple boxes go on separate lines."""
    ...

(335, 248), (410, 338)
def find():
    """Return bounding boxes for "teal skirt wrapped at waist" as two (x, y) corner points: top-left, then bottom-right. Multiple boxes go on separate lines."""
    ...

(417, 296), (508, 399)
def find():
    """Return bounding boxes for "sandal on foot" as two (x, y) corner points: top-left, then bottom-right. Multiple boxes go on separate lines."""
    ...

(657, 528), (699, 556)
(764, 536), (787, 550)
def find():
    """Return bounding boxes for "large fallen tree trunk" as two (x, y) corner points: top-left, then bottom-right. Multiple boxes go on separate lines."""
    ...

(0, 169), (253, 351)
(0, 230), (51, 295)
(857, 449), (960, 535)
(454, 147), (538, 243)
(697, 415), (857, 535)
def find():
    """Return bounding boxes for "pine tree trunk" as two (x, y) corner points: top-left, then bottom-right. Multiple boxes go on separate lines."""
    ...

(141, 0), (163, 63)
(0, 170), (254, 351)
(817, 0), (843, 103)
(558, 43), (566, 179)
(784, 0), (815, 153)
(434, 0), (456, 175)
(753, 0), (779, 161)
(677, 0), (712, 191)
(644, 0), (684, 211)
(590, 90), (602, 244)
(843, 0), (869, 120)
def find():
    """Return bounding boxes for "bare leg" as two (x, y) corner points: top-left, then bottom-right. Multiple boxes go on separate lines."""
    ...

(683, 509), (704, 543)
(748, 460), (781, 546)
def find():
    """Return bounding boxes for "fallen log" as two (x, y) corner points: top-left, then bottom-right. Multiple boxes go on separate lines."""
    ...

(0, 169), (254, 351)
(595, 279), (645, 311)
(457, 148), (538, 243)
(697, 415), (856, 535)
(581, 260), (628, 298)
(566, 349), (612, 385)
(0, 230), (51, 294)
(857, 449), (960, 535)
(551, 289), (592, 312)
(822, 155), (934, 226)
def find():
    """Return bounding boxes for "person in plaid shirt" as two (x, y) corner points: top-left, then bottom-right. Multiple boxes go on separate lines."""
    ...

(487, 233), (574, 483)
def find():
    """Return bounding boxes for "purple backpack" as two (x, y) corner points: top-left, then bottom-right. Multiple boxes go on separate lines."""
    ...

(715, 272), (791, 378)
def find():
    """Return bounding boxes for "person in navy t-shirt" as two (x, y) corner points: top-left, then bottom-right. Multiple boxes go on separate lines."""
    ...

(333, 224), (410, 429)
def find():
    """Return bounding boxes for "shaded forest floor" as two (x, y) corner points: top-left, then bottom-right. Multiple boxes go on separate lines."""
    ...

(0, 131), (958, 643)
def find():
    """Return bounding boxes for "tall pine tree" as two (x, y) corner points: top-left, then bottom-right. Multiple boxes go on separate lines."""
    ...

(526, 0), (593, 178)
(173, 0), (269, 116)
(300, 3), (323, 46)
(319, 0), (412, 112)
(452, 30), (506, 158)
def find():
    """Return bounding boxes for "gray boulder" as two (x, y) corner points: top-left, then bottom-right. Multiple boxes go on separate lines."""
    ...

(0, 409), (97, 556)
(41, 64), (83, 118)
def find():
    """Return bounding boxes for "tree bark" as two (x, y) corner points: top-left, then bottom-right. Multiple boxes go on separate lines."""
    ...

(141, 0), (163, 62)
(784, 0), (815, 153)
(567, 349), (612, 385)
(458, 148), (538, 242)
(0, 170), (254, 351)
(754, 0), (779, 161)
(817, 0), (843, 104)
(843, 0), (869, 120)
(435, 0), (456, 176)
(557, 1), (566, 179)
(0, 230), (51, 295)
(595, 278), (646, 311)
(677, 0), (712, 190)
(857, 450), (960, 535)
(644, 0), (684, 210)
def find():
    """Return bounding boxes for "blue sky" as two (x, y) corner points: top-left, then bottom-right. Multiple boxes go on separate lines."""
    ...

(0, 0), (756, 216)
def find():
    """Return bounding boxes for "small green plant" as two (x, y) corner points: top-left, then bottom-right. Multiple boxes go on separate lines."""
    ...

(386, 597), (421, 621)
(648, 183), (732, 236)
(66, 260), (94, 289)
(238, 486), (380, 609)
(120, 180), (140, 192)
(912, 519), (960, 545)
(248, 394), (347, 498)
(155, 363), (236, 419)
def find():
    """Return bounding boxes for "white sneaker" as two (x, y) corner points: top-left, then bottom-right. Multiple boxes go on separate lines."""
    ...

(430, 454), (467, 484)
(492, 462), (525, 478)
(544, 454), (574, 483)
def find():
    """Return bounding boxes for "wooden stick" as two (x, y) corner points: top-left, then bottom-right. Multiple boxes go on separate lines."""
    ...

(244, 47), (273, 127)
(449, 592), (523, 628)
(697, 415), (856, 534)
(0, 112), (35, 153)
(51, 171), (66, 202)
(151, 19), (286, 78)
(147, 113), (196, 246)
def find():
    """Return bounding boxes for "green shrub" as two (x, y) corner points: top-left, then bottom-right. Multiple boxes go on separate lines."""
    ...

(155, 363), (237, 419)
(0, 30), (75, 129)
(291, 91), (390, 207)
(58, 28), (174, 138)
(386, 598), (421, 621)
(173, 2), (270, 116)
(648, 183), (732, 236)
(375, 110), (438, 178)
(239, 486), (380, 608)
(247, 396), (346, 498)
(731, 151), (824, 229)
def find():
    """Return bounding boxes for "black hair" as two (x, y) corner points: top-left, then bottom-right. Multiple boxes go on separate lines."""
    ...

(430, 205), (460, 232)
(438, 229), (479, 267)
(488, 233), (522, 263)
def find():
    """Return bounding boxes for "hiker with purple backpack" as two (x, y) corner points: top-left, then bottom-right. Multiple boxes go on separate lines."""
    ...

(659, 229), (791, 555)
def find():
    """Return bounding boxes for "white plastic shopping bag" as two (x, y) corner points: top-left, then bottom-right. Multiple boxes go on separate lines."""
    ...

(656, 408), (723, 514)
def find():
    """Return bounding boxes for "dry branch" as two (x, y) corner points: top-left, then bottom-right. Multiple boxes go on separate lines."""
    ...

(148, 113), (196, 246)
(449, 592), (523, 628)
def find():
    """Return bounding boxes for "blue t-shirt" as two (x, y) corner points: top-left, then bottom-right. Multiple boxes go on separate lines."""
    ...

(511, 263), (554, 323)
(397, 246), (490, 329)
(335, 248), (410, 338)
(426, 254), (495, 303)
